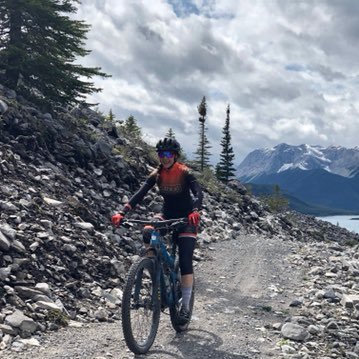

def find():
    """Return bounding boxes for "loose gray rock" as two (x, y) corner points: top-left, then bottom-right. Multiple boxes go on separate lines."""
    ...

(5, 311), (37, 334)
(0, 98), (8, 113)
(281, 322), (309, 341)
(0, 231), (11, 251)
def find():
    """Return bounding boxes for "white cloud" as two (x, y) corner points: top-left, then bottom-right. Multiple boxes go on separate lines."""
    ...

(75, 0), (359, 164)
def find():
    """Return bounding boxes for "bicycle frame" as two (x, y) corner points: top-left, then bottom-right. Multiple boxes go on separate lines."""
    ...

(121, 217), (194, 353)
(150, 229), (177, 308)
(122, 218), (187, 309)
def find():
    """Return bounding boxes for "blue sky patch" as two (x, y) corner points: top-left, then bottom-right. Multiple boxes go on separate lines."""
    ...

(285, 64), (305, 72)
(209, 89), (227, 101)
(167, 0), (200, 17)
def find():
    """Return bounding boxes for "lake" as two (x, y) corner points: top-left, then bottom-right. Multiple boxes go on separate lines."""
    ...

(316, 215), (359, 234)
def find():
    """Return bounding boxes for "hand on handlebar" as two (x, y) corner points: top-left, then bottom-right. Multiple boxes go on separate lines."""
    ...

(111, 213), (125, 227)
(188, 210), (200, 226)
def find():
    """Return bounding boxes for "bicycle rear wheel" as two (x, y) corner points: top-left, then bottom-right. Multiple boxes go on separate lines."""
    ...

(121, 257), (160, 354)
(169, 259), (195, 332)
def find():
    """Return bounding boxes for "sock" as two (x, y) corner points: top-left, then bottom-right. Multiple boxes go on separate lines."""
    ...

(181, 286), (192, 310)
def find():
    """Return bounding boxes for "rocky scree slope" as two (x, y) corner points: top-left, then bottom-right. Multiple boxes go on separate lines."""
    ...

(272, 231), (359, 358)
(0, 83), (358, 354)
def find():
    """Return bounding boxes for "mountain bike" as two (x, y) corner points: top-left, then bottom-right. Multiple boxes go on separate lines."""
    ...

(120, 218), (195, 354)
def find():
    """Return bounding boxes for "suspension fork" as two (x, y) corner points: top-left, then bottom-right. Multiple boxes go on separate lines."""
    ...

(152, 257), (162, 305)
(132, 256), (159, 305)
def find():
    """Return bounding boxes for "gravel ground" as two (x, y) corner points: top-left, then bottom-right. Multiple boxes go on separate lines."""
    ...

(3, 233), (304, 359)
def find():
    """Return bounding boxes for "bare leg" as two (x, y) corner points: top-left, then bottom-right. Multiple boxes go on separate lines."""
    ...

(181, 274), (193, 287)
(181, 274), (193, 310)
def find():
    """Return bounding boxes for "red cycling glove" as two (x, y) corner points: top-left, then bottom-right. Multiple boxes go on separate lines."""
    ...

(111, 213), (125, 227)
(188, 211), (200, 226)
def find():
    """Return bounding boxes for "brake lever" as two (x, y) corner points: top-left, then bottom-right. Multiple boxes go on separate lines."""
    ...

(121, 221), (133, 229)
(111, 220), (133, 233)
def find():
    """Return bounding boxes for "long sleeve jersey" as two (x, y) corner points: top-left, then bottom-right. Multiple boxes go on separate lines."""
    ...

(124, 162), (203, 219)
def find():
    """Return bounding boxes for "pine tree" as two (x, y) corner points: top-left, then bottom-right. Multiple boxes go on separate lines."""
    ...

(166, 128), (176, 139)
(194, 96), (211, 171)
(215, 163), (221, 178)
(263, 185), (289, 212)
(107, 109), (115, 122)
(216, 104), (236, 183)
(123, 115), (141, 137)
(0, 0), (109, 109)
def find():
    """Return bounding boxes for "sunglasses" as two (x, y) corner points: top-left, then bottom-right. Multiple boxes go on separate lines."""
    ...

(158, 151), (175, 158)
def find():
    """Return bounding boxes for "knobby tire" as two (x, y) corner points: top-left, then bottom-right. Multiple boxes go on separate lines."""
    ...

(121, 257), (160, 354)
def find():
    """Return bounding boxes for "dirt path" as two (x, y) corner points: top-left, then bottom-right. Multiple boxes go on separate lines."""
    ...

(4, 233), (304, 359)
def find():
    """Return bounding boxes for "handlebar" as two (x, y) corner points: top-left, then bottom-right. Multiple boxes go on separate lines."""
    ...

(121, 218), (188, 230)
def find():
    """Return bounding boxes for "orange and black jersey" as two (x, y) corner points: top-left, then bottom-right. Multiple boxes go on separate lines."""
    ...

(126, 162), (203, 219)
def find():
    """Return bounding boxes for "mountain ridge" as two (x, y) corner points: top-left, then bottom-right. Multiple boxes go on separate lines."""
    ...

(237, 143), (359, 214)
(237, 143), (359, 181)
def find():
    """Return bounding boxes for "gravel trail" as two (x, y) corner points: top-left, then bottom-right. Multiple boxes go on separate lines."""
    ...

(3, 233), (304, 359)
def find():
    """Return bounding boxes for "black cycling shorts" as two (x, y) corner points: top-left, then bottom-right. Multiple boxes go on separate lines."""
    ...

(142, 222), (197, 275)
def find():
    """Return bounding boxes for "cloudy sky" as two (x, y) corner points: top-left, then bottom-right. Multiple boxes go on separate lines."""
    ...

(75, 0), (359, 165)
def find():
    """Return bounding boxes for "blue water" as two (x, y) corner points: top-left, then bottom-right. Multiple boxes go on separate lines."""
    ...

(317, 215), (359, 234)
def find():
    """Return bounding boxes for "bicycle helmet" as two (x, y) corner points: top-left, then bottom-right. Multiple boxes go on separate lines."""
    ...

(155, 138), (181, 153)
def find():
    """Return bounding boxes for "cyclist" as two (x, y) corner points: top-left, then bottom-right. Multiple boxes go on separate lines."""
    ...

(112, 137), (203, 325)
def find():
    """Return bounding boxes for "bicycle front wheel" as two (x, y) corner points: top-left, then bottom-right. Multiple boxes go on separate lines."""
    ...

(121, 257), (160, 354)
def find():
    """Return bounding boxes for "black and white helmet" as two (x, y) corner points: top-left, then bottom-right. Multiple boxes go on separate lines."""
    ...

(155, 138), (181, 153)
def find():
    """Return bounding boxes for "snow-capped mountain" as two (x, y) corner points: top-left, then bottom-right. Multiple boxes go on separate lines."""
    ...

(237, 143), (359, 182)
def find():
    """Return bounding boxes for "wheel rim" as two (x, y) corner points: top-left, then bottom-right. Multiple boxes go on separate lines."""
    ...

(129, 265), (157, 346)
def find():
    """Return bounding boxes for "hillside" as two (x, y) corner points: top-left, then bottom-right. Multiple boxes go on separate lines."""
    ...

(247, 183), (359, 216)
(251, 168), (359, 213)
(0, 83), (358, 357)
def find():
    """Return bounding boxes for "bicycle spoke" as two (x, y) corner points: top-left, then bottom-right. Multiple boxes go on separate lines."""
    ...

(130, 267), (154, 344)
(122, 258), (160, 354)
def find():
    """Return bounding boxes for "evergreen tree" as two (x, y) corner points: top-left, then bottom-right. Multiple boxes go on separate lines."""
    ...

(166, 128), (176, 139)
(263, 184), (289, 212)
(123, 115), (141, 137)
(215, 163), (221, 178)
(216, 104), (236, 183)
(0, 0), (109, 109)
(107, 109), (115, 122)
(194, 96), (211, 171)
